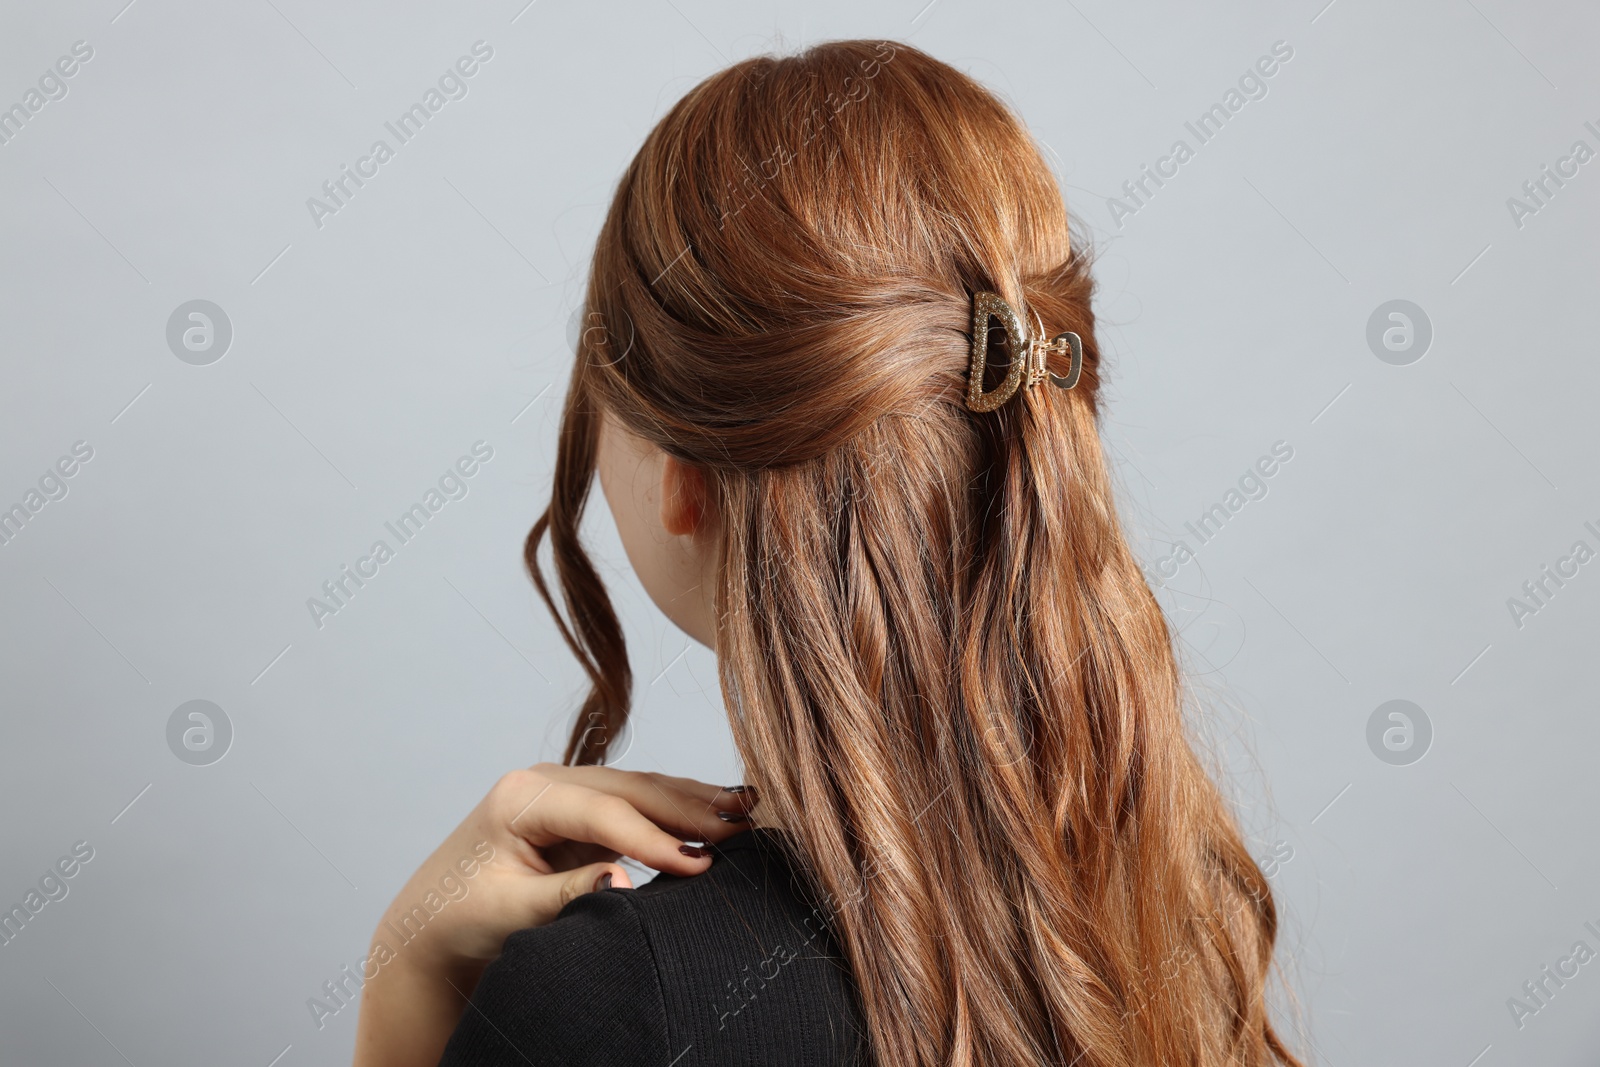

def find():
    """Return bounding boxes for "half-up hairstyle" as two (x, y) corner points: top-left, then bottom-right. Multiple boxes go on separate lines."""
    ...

(526, 38), (1304, 1067)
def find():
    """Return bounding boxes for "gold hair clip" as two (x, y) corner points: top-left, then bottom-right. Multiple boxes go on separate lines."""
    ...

(965, 290), (1082, 413)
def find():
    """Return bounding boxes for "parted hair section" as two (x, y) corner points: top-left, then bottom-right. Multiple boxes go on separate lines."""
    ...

(526, 39), (1304, 1067)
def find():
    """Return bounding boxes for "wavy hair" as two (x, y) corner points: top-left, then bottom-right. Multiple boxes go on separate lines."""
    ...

(526, 38), (1303, 1067)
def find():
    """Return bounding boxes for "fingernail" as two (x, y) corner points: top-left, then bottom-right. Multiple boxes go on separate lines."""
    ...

(679, 844), (709, 858)
(722, 784), (751, 794)
(716, 810), (750, 823)
(595, 872), (613, 892)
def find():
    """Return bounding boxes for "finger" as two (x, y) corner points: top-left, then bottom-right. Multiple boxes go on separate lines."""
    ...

(630, 777), (754, 841)
(513, 780), (715, 876)
(535, 766), (752, 843)
(521, 861), (633, 928)
(658, 774), (760, 812)
(535, 763), (756, 815)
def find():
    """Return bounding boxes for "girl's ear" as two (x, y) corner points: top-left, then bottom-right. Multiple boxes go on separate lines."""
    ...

(659, 455), (710, 537)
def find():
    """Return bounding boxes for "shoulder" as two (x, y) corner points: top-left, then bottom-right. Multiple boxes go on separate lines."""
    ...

(624, 828), (869, 1062)
(435, 886), (667, 1065)
(436, 829), (869, 1067)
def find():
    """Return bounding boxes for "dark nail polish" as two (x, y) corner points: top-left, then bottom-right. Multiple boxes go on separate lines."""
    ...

(716, 810), (750, 823)
(595, 872), (613, 892)
(679, 844), (709, 858)
(722, 785), (759, 805)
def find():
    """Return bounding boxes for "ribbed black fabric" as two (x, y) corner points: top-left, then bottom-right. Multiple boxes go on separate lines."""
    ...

(436, 828), (870, 1066)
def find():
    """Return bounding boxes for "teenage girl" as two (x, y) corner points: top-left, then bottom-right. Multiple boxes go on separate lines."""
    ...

(354, 39), (1303, 1067)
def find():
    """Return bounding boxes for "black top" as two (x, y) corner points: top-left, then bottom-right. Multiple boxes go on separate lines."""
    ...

(436, 828), (870, 1066)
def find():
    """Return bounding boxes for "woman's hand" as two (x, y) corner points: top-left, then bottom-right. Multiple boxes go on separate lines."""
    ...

(352, 763), (757, 1067)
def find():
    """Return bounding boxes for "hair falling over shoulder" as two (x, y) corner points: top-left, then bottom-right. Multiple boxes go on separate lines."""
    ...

(526, 39), (1305, 1067)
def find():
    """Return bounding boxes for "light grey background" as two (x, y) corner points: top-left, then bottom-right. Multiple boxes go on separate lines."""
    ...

(1, 0), (1595, 1064)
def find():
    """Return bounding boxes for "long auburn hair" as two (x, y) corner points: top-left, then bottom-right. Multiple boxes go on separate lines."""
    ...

(526, 38), (1303, 1067)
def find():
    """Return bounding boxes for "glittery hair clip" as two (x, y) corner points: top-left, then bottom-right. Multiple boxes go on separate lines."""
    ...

(965, 290), (1083, 413)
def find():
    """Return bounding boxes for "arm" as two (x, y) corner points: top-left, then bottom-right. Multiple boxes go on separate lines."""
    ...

(353, 950), (486, 1067)
(351, 764), (755, 1067)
